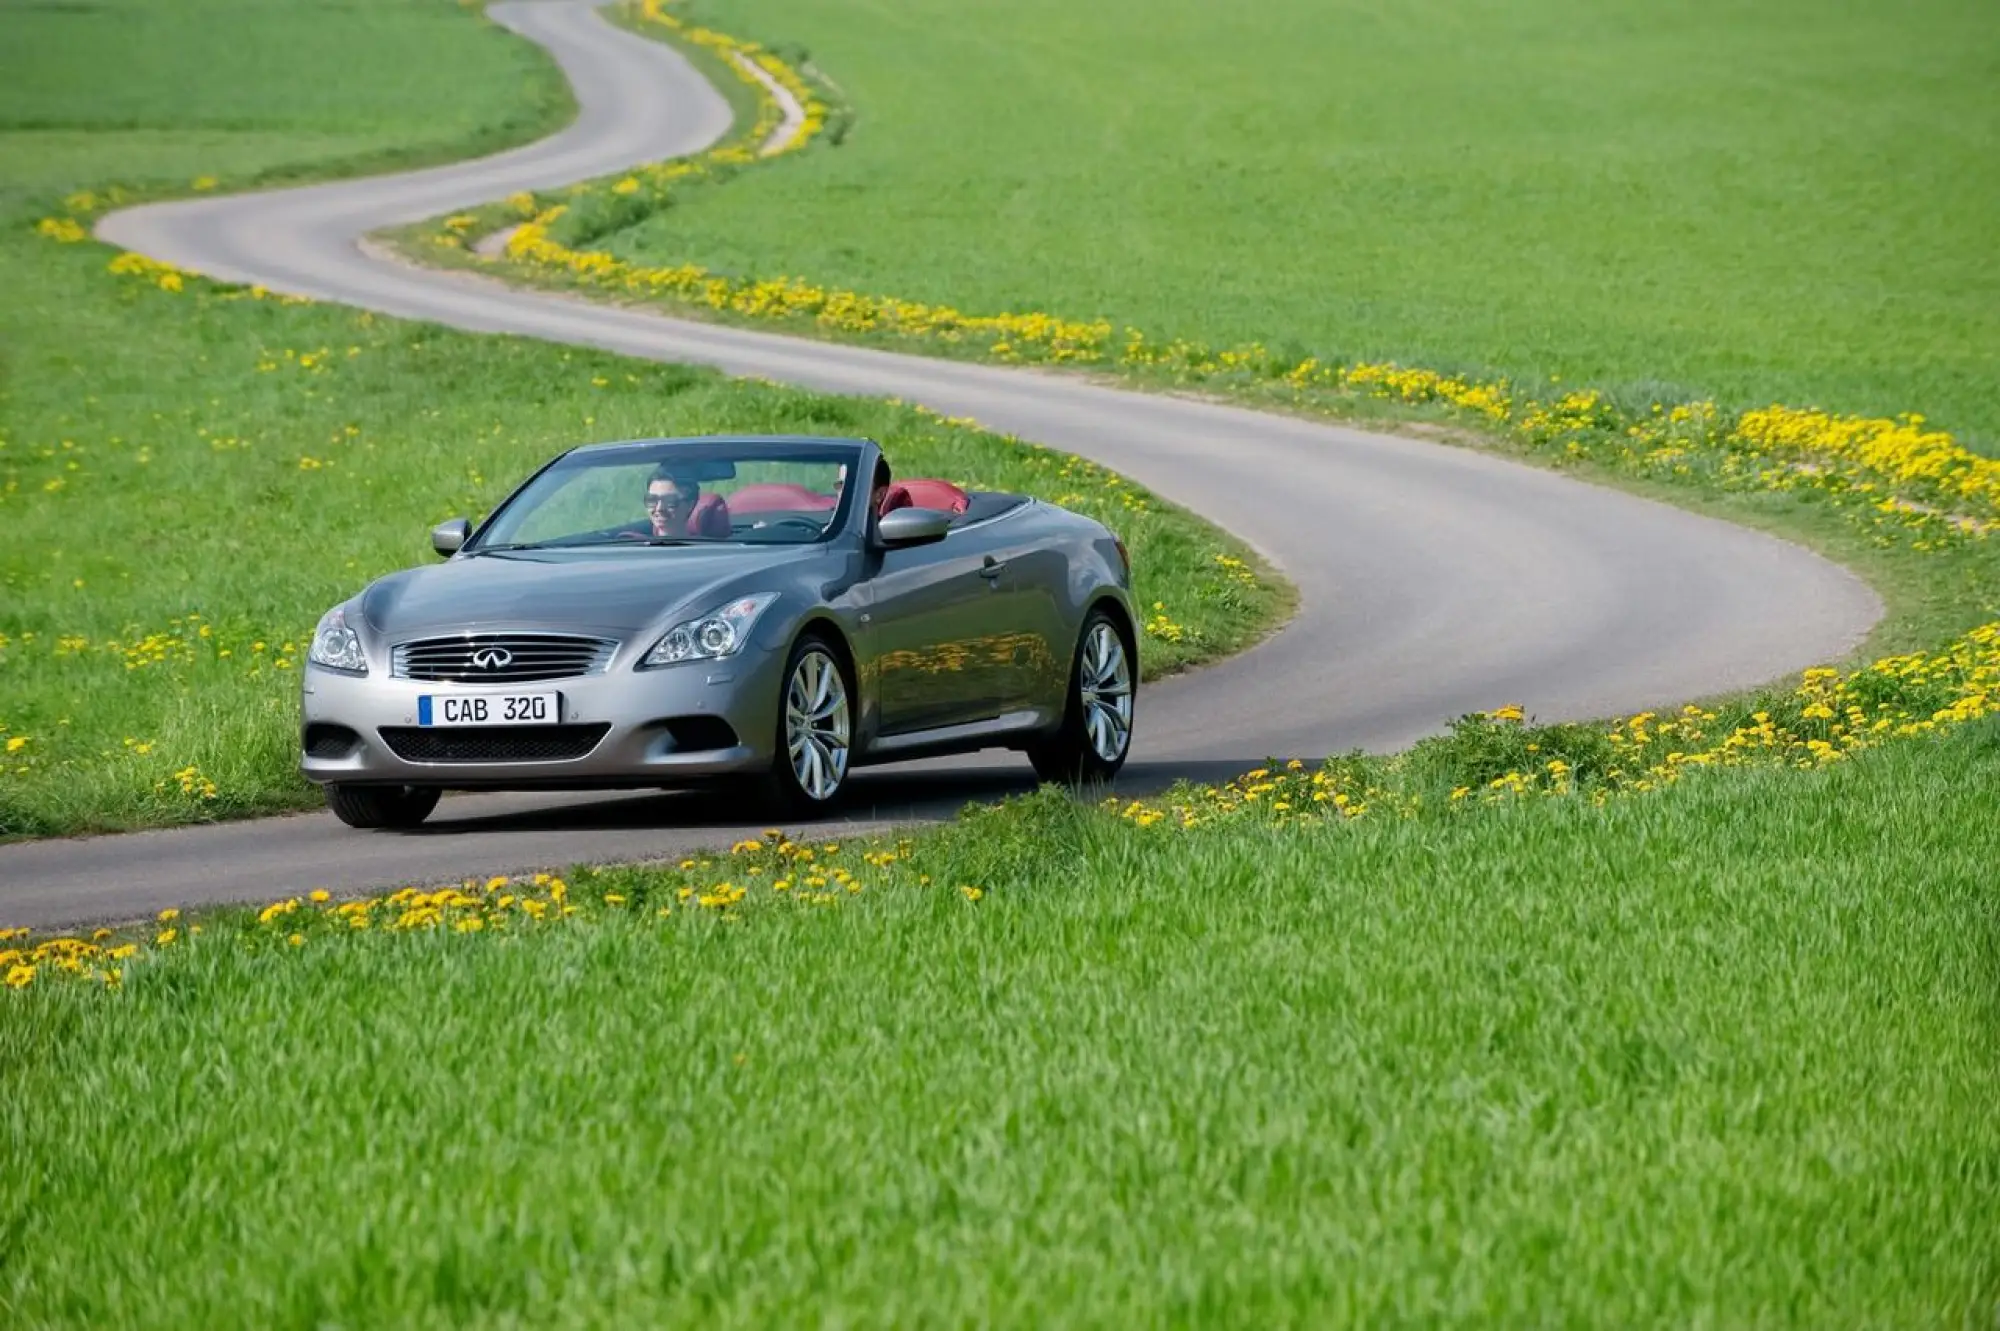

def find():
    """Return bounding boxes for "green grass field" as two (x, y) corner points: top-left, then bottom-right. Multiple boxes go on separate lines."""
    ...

(7, 726), (1998, 1325)
(607, 0), (2000, 446)
(0, 0), (1282, 839)
(0, 0), (571, 203)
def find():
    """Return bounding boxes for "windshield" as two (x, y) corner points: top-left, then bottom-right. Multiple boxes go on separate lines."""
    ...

(472, 443), (861, 551)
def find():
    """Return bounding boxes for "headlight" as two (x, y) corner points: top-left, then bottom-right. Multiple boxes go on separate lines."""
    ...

(308, 606), (367, 675)
(641, 593), (778, 668)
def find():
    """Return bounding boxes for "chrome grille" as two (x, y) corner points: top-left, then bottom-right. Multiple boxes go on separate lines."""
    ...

(392, 633), (616, 683)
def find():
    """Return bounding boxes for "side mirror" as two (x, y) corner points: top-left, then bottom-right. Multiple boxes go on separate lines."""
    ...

(875, 507), (951, 548)
(431, 517), (470, 558)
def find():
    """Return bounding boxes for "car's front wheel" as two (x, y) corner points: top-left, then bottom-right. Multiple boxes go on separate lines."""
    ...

(757, 632), (854, 814)
(325, 783), (441, 830)
(1029, 609), (1135, 785)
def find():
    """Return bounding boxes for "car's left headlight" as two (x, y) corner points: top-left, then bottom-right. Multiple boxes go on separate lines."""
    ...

(640, 593), (779, 668)
(308, 606), (367, 675)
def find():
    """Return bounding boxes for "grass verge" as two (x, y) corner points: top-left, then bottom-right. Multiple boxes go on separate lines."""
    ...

(7, 720), (1998, 1325)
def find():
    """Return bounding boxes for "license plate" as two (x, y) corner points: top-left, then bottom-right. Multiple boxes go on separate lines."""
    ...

(417, 691), (560, 726)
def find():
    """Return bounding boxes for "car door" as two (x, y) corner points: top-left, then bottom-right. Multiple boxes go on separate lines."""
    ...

(863, 527), (1041, 735)
(963, 524), (1067, 717)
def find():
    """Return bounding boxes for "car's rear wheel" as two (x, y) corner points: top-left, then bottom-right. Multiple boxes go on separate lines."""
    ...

(1029, 609), (1135, 785)
(758, 633), (853, 814)
(325, 783), (441, 830)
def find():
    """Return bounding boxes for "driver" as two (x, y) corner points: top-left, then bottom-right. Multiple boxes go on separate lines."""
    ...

(643, 468), (702, 537)
(870, 459), (892, 521)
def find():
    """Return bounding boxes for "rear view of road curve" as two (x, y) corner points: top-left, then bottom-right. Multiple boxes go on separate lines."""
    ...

(4, 0), (1877, 925)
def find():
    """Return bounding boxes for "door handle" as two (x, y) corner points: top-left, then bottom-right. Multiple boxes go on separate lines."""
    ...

(978, 556), (1007, 580)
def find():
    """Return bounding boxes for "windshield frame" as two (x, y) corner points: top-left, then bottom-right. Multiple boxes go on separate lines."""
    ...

(463, 437), (872, 554)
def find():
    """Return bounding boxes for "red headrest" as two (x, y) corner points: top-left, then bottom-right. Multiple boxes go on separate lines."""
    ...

(877, 484), (915, 517)
(896, 478), (970, 514)
(727, 482), (837, 513)
(689, 492), (731, 537)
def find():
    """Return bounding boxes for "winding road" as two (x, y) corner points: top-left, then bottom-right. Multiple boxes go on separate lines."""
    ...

(0, 0), (1880, 926)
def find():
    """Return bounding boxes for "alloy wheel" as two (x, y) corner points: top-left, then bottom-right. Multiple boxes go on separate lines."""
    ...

(784, 647), (851, 801)
(1079, 621), (1133, 763)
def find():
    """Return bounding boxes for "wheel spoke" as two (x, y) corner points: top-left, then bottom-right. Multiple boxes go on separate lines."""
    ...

(806, 738), (827, 797)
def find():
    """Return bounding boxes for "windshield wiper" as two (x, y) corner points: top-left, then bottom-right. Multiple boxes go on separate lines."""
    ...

(465, 542), (551, 555)
(470, 536), (722, 556)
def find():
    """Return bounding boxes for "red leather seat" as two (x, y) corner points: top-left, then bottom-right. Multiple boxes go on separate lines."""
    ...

(877, 483), (916, 516)
(688, 492), (732, 537)
(726, 482), (836, 513)
(896, 478), (970, 514)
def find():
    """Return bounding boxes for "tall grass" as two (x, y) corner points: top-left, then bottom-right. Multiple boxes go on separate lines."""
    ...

(6, 721), (1997, 1325)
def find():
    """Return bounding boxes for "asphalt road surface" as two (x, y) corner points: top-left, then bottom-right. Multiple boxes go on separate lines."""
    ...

(2, 0), (1880, 927)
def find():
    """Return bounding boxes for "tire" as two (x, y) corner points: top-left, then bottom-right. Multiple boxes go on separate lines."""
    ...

(754, 632), (855, 815)
(325, 783), (441, 830)
(1029, 609), (1136, 785)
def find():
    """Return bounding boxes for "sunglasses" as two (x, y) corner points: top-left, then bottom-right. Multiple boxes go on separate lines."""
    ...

(645, 492), (693, 509)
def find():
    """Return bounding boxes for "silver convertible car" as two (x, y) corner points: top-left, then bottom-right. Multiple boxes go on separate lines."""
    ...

(302, 435), (1139, 827)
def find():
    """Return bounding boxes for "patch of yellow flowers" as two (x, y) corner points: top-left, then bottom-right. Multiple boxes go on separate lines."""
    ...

(3, 832), (992, 992)
(636, 0), (824, 157)
(1113, 621), (2000, 830)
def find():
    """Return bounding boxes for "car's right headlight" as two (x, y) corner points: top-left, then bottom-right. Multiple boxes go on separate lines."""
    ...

(640, 593), (778, 668)
(308, 606), (367, 675)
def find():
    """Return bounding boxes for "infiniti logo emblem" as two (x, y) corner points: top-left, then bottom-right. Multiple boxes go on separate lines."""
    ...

(470, 647), (514, 670)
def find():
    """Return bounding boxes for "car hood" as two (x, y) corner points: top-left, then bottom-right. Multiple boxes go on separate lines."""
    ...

(359, 546), (820, 640)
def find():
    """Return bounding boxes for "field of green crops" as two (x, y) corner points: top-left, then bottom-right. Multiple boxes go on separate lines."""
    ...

(612, 0), (2000, 445)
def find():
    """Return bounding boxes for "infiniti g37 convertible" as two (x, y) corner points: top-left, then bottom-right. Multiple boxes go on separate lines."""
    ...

(301, 435), (1139, 828)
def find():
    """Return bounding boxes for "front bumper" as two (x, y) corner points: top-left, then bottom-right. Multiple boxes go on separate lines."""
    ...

(299, 645), (787, 788)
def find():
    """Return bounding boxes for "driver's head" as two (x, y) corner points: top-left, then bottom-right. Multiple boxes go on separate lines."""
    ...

(870, 458), (891, 519)
(646, 468), (699, 536)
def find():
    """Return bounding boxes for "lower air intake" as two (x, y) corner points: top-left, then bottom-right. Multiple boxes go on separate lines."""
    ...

(377, 723), (611, 764)
(304, 723), (361, 758)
